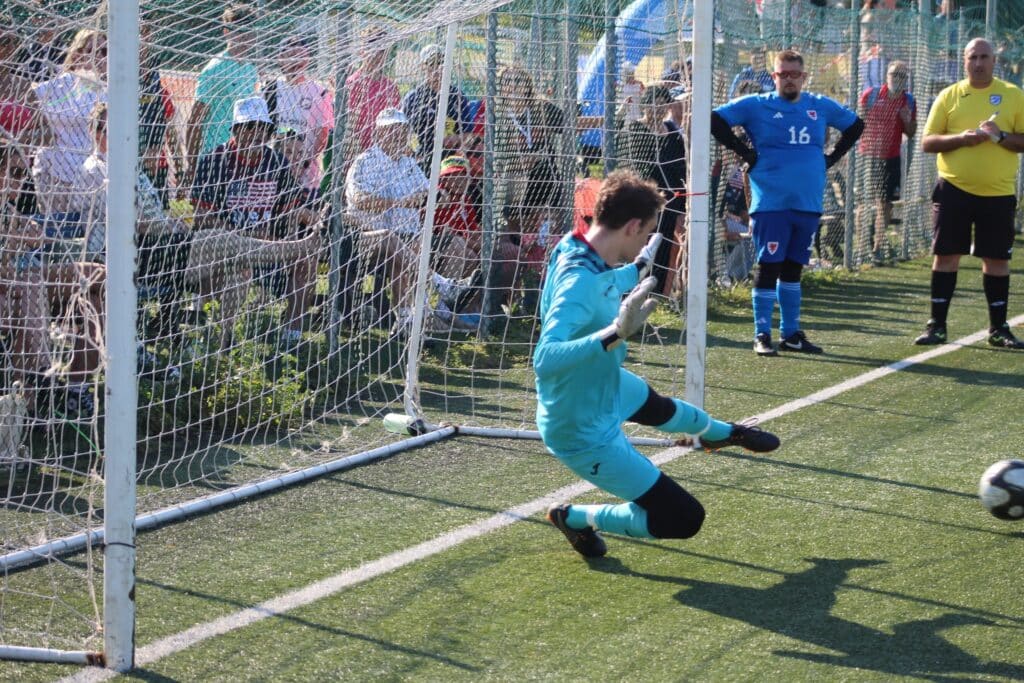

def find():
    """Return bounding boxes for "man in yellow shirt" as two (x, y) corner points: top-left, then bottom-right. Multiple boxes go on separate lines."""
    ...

(916, 38), (1024, 349)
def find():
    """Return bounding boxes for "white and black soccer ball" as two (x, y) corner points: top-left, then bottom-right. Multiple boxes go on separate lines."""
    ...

(978, 459), (1024, 521)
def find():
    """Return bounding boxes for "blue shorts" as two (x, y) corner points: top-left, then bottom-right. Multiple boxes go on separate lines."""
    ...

(548, 368), (661, 502)
(750, 210), (821, 265)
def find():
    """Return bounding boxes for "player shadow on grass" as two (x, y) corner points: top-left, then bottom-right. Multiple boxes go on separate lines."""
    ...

(132, 577), (480, 674)
(586, 556), (1024, 680)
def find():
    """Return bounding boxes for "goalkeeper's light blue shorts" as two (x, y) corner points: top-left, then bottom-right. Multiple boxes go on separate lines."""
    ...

(550, 368), (661, 502)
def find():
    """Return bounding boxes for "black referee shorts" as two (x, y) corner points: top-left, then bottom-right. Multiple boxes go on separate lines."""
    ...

(931, 178), (1016, 260)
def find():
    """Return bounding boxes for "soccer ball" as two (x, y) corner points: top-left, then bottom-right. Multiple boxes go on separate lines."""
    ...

(978, 459), (1024, 521)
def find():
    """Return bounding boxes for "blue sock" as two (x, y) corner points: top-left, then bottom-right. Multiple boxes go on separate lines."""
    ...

(660, 398), (732, 440)
(752, 288), (777, 337)
(777, 280), (802, 339)
(567, 503), (651, 538)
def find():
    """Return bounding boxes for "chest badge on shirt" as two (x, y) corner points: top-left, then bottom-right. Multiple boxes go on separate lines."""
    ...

(806, 110), (818, 120)
(990, 94), (1002, 105)
(767, 241), (779, 255)
(773, 112), (784, 119)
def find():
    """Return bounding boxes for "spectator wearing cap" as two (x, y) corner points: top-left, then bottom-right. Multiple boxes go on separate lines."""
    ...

(344, 27), (400, 159)
(263, 34), (333, 204)
(400, 44), (473, 172)
(345, 109), (478, 331)
(615, 85), (687, 295)
(192, 96), (319, 345)
(185, 4), (260, 189)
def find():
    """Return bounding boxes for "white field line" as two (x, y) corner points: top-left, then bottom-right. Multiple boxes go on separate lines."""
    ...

(64, 315), (1024, 682)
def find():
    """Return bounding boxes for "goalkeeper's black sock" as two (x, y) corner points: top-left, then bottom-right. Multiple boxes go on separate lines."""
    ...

(929, 270), (957, 326)
(983, 273), (1009, 330)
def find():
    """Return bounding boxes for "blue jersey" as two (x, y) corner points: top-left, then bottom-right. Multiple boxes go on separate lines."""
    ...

(534, 233), (642, 454)
(714, 92), (858, 214)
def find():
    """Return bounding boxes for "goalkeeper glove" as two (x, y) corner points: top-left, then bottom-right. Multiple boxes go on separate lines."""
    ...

(599, 276), (659, 350)
(634, 232), (663, 280)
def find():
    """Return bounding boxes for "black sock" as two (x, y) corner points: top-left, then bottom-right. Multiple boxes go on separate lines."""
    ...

(929, 271), (957, 326)
(983, 273), (1010, 330)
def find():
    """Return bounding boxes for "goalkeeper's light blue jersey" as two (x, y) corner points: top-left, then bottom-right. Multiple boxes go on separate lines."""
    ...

(714, 91), (858, 214)
(534, 232), (642, 455)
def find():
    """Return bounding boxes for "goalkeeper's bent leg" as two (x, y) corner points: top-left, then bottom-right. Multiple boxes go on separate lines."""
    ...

(566, 474), (705, 540)
(626, 382), (731, 441)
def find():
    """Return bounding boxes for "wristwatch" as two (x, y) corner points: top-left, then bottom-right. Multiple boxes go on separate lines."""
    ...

(999, 130), (1008, 143)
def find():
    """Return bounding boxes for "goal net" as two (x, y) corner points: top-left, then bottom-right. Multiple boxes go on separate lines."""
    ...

(0, 0), (1011, 668)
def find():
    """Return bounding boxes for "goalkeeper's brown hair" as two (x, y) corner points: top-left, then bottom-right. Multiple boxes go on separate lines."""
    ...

(592, 170), (665, 231)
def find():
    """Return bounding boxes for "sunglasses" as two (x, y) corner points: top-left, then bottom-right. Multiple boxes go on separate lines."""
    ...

(773, 70), (804, 80)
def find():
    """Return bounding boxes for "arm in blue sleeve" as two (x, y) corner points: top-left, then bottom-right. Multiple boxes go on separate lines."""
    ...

(533, 271), (608, 378)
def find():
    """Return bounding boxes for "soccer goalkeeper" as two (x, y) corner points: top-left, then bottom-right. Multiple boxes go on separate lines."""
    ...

(536, 171), (780, 558)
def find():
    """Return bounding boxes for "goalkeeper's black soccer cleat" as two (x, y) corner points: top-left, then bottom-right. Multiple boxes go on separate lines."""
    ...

(988, 324), (1024, 349)
(546, 504), (607, 558)
(701, 422), (780, 453)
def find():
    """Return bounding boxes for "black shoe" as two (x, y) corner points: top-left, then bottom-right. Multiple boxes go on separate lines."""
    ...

(753, 332), (777, 357)
(914, 320), (947, 346)
(546, 504), (607, 557)
(988, 323), (1024, 349)
(701, 421), (780, 453)
(779, 330), (823, 354)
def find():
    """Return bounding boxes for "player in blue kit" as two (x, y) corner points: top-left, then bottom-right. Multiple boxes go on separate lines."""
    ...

(711, 49), (864, 356)
(536, 171), (780, 558)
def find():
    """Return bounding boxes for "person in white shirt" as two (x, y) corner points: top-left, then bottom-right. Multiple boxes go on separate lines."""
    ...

(616, 62), (644, 125)
(32, 29), (107, 220)
(265, 34), (333, 201)
(346, 108), (479, 333)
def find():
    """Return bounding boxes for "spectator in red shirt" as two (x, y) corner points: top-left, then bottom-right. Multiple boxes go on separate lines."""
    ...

(434, 155), (516, 314)
(858, 60), (916, 263)
(343, 28), (399, 162)
(434, 155), (479, 269)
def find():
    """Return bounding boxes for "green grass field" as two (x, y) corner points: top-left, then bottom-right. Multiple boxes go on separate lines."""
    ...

(7, 248), (1024, 682)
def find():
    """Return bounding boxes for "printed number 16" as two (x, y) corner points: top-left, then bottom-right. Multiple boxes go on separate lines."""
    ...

(788, 126), (811, 144)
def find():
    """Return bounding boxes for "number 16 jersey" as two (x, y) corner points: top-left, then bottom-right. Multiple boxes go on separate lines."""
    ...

(714, 91), (858, 214)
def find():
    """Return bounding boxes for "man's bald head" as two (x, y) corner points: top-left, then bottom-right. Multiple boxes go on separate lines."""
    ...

(964, 38), (994, 58)
(963, 38), (996, 87)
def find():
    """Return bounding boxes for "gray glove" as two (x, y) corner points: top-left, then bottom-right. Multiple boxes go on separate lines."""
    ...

(599, 276), (659, 350)
(634, 232), (663, 280)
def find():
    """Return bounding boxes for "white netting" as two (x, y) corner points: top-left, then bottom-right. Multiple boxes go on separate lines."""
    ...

(0, 0), (1019, 662)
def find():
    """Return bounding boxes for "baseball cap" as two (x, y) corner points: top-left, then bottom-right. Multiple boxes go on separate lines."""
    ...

(232, 96), (272, 125)
(419, 44), (444, 65)
(439, 155), (469, 176)
(375, 107), (408, 127)
(622, 61), (636, 75)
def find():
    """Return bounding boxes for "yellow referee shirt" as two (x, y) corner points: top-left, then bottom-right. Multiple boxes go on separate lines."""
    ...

(923, 77), (1024, 196)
